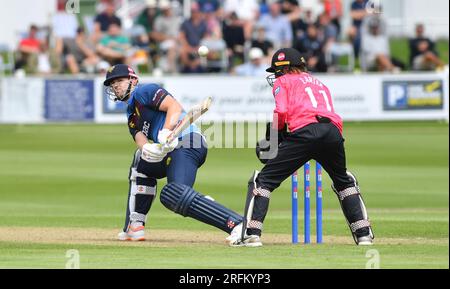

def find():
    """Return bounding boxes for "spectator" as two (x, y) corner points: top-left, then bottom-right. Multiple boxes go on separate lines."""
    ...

(223, 0), (259, 40)
(134, 0), (160, 68)
(179, 2), (207, 73)
(322, 0), (343, 36)
(153, 0), (183, 73)
(251, 25), (274, 59)
(295, 24), (328, 72)
(258, 2), (293, 50)
(317, 12), (346, 72)
(52, 0), (79, 73)
(409, 24), (444, 71)
(232, 47), (268, 76)
(280, 0), (302, 40)
(292, 9), (315, 40)
(203, 2), (222, 39)
(222, 12), (246, 68)
(201, 3), (228, 72)
(97, 21), (132, 65)
(198, 0), (221, 13)
(360, 16), (397, 72)
(317, 12), (338, 55)
(64, 27), (101, 74)
(280, 0), (302, 20)
(15, 25), (42, 74)
(93, 0), (122, 43)
(52, 0), (79, 40)
(348, 0), (368, 58)
(136, 0), (159, 37)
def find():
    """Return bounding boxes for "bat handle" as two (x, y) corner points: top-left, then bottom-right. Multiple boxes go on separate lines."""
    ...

(165, 134), (174, 144)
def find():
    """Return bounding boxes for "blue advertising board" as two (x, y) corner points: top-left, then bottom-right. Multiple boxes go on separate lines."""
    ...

(44, 80), (94, 121)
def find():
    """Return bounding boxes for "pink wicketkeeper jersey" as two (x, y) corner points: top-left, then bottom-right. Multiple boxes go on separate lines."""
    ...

(272, 73), (343, 134)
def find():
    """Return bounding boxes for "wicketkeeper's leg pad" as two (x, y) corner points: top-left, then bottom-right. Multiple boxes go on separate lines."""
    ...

(160, 183), (243, 233)
(332, 171), (374, 244)
(241, 171), (271, 239)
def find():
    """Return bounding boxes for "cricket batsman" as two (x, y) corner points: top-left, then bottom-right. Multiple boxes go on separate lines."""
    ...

(103, 64), (242, 241)
(227, 48), (374, 247)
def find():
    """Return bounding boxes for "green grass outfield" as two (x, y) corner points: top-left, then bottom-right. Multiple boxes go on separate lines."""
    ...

(0, 122), (448, 269)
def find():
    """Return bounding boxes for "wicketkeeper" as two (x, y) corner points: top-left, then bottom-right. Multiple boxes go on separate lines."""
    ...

(227, 48), (374, 247)
(104, 64), (242, 241)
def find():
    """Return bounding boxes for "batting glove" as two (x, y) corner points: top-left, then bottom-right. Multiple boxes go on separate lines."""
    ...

(158, 128), (179, 153)
(141, 143), (166, 163)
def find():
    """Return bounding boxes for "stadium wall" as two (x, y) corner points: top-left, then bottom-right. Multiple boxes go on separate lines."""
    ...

(0, 72), (448, 124)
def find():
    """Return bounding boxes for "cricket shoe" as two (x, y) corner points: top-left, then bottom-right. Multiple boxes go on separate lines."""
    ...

(226, 223), (243, 243)
(356, 235), (373, 246)
(227, 223), (262, 247)
(230, 235), (263, 247)
(117, 222), (146, 241)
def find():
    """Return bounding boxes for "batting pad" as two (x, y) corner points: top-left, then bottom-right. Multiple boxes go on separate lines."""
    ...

(160, 183), (243, 233)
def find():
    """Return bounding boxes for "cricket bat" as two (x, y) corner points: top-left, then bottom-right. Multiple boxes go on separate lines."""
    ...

(165, 96), (213, 144)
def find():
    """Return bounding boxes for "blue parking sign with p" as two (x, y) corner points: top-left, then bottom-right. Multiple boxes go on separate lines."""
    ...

(383, 82), (407, 110)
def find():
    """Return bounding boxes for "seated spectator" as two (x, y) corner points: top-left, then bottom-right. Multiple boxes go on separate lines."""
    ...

(15, 25), (42, 74)
(64, 27), (101, 74)
(232, 47), (268, 76)
(280, 0), (302, 19)
(295, 24), (328, 73)
(97, 21), (132, 65)
(348, 0), (368, 58)
(317, 12), (352, 72)
(198, 0), (221, 13)
(52, 0), (79, 40)
(203, 3), (222, 40)
(258, 2), (293, 50)
(317, 12), (338, 56)
(222, 12), (246, 68)
(136, 0), (159, 38)
(92, 0), (122, 43)
(251, 25), (274, 59)
(280, 0), (302, 41)
(52, 1), (79, 73)
(153, 0), (183, 73)
(360, 16), (398, 72)
(409, 24), (444, 71)
(292, 9), (315, 40)
(201, 3), (228, 72)
(322, 0), (343, 36)
(223, 0), (259, 40)
(136, 0), (161, 67)
(179, 2), (207, 73)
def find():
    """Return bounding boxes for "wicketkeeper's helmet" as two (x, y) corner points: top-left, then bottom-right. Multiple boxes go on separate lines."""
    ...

(266, 48), (306, 87)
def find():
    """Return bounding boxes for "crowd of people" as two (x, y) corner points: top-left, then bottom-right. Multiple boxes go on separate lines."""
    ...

(12, 0), (446, 77)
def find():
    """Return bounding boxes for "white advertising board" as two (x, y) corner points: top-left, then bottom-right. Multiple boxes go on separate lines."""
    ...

(1, 71), (448, 123)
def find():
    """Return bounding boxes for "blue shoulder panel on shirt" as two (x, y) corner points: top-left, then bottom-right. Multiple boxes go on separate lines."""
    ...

(134, 84), (169, 110)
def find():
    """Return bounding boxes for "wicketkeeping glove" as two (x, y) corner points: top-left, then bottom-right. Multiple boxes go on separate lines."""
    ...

(255, 122), (288, 164)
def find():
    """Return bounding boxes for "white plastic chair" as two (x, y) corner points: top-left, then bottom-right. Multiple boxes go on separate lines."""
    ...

(200, 38), (229, 72)
(325, 42), (355, 72)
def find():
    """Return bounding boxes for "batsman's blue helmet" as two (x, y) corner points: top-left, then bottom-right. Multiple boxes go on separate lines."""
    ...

(103, 64), (138, 86)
